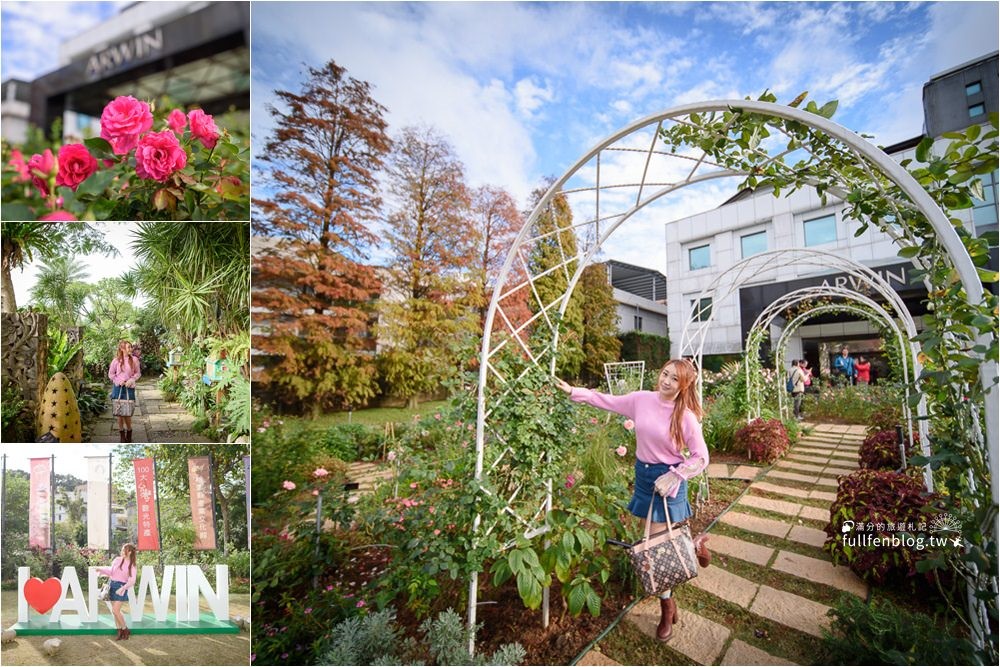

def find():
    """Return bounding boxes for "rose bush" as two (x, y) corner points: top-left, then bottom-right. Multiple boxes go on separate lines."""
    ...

(2, 95), (249, 220)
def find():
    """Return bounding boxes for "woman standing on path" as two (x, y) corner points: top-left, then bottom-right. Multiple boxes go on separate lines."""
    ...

(108, 340), (141, 443)
(98, 543), (137, 640)
(556, 358), (711, 643)
(855, 355), (871, 385)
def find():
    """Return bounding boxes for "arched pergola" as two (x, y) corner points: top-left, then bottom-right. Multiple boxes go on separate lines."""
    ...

(469, 99), (997, 650)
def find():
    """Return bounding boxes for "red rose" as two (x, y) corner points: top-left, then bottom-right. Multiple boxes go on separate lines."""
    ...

(187, 109), (219, 149)
(134, 130), (187, 182)
(168, 108), (187, 134)
(100, 96), (153, 155)
(55, 144), (99, 191)
(27, 149), (55, 197)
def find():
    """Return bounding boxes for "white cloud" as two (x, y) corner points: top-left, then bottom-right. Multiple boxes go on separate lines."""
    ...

(514, 77), (554, 117)
(926, 1), (999, 73)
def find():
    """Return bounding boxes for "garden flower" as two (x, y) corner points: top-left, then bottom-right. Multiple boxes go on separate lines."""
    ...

(304, 607), (312, 614)
(356, 600), (366, 608)
(282, 480), (296, 490)
(188, 109), (220, 149)
(135, 130), (187, 182)
(28, 149), (55, 197)
(312, 489), (319, 496)
(168, 108), (187, 134)
(565, 474), (576, 489)
(623, 419), (635, 431)
(434, 413), (442, 420)
(616, 446), (628, 457)
(313, 467), (329, 477)
(8, 149), (29, 181)
(39, 211), (78, 221)
(257, 426), (266, 433)
(589, 417), (599, 425)
(100, 95), (153, 154)
(55, 144), (99, 191)
(387, 450), (396, 462)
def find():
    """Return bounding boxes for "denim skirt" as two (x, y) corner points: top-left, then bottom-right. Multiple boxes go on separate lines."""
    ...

(111, 385), (136, 401)
(108, 580), (129, 602)
(627, 460), (692, 524)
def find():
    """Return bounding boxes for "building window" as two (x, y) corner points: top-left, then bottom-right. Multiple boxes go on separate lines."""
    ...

(633, 315), (643, 331)
(688, 244), (710, 270)
(740, 231), (767, 258)
(966, 81), (982, 96)
(690, 297), (712, 322)
(803, 214), (837, 246)
(972, 170), (998, 237)
(969, 103), (986, 118)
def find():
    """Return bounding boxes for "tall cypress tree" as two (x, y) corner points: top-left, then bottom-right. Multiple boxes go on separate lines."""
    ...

(252, 60), (390, 415)
(579, 263), (622, 385)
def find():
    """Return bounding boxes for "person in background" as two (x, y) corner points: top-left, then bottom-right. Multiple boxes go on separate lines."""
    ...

(556, 358), (711, 643)
(798, 358), (813, 392)
(855, 355), (871, 385)
(789, 359), (806, 420)
(832, 346), (856, 385)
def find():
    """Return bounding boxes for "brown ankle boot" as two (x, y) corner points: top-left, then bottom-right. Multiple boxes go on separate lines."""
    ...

(116, 628), (124, 641)
(124, 628), (131, 640)
(125, 429), (133, 443)
(695, 534), (712, 568)
(656, 597), (679, 641)
(119, 430), (126, 443)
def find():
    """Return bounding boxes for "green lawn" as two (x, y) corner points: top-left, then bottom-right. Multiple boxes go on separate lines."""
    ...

(289, 399), (451, 429)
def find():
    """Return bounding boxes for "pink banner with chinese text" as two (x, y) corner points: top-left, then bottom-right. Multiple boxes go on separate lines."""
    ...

(28, 458), (52, 549)
(133, 458), (160, 551)
(188, 456), (216, 550)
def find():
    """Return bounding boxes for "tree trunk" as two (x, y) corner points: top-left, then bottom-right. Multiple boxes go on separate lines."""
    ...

(407, 396), (419, 410)
(1, 267), (17, 313)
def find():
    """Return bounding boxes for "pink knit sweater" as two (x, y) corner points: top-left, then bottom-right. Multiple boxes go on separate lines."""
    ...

(98, 556), (137, 587)
(569, 388), (709, 479)
(108, 356), (141, 386)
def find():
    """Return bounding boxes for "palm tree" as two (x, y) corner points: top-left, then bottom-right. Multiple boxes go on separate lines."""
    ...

(29, 255), (91, 329)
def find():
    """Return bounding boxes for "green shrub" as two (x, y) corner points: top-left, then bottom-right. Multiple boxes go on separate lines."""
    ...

(824, 469), (940, 585)
(75, 382), (108, 418)
(819, 594), (975, 665)
(617, 331), (670, 372)
(1, 381), (31, 443)
(736, 418), (789, 463)
(316, 423), (384, 462)
(703, 393), (744, 453)
(858, 429), (917, 470)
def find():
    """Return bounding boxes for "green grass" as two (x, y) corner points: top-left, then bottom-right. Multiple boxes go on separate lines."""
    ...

(283, 399), (451, 429)
(712, 521), (835, 562)
(600, 611), (695, 666)
(748, 486), (831, 511)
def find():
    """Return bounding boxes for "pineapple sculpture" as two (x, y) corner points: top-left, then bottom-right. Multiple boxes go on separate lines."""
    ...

(37, 373), (83, 443)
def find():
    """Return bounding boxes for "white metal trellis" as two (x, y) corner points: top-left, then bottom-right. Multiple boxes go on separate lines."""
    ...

(604, 360), (645, 395)
(470, 100), (998, 654)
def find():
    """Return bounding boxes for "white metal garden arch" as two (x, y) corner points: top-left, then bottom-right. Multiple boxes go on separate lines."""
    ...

(469, 100), (998, 650)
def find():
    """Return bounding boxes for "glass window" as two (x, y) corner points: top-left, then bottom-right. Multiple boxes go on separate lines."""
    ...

(803, 214), (837, 246)
(688, 244), (710, 270)
(741, 231), (767, 258)
(966, 81), (982, 96)
(633, 315), (643, 331)
(969, 103), (986, 117)
(690, 298), (712, 322)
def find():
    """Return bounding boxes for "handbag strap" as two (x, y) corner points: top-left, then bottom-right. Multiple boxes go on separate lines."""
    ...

(642, 490), (675, 542)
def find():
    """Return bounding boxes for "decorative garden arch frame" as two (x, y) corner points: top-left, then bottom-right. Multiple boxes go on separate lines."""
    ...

(470, 99), (998, 651)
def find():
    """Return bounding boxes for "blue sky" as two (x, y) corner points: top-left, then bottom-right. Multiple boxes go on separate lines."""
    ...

(252, 1), (999, 272)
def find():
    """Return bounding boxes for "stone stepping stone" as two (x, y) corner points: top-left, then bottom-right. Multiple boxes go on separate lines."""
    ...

(814, 476), (839, 488)
(772, 551), (867, 598)
(809, 489), (837, 502)
(576, 649), (622, 666)
(785, 453), (831, 465)
(720, 511), (790, 539)
(689, 562), (759, 608)
(748, 584), (831, 638)
(626, 598), (730, 665)
(767, 470), (818, 484)
(720, 639), (798, 666)
(798, 505), (829, 522)
(705, 534), (775, 566)
(787, 525), (828, 548)
(775, 460), (826, 474)
(751, 481), (810, 499)
(739, 494), (802, 518)
(707, 463), (730, 478)
(731, 465), (762, 480)
(823, 466), (855, 477)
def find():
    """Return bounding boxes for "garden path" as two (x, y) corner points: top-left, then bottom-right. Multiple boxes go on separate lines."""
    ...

(88, 377), (213, 444)
(577, 423), (869, 666)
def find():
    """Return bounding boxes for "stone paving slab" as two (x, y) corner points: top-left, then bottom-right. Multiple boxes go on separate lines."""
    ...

(731, 465), (762, 480)
(776, 460), (826, 474)
(772, 551), (867, 598)
(787, 525), (828, 548)
(785, 453), (832, 465)
(627, 598), (730, 665)
(749, 585), (830, 638)
(740, 494), (802, 517)
(767, 470), (818, 484)
(689, 563), (759, 608)
(576, 649), (622, 666)
(824, 466), (856, 476)
(808, 489), (837, 502)
(814, 476), (840, 488)
(720, 639), (798, 666)
(706, 534), (775, 566)
(798, 505), (829, 522)
(707, 463), (731, 478)
(720, 511), (791, 539)
(751, 481), (810, 499)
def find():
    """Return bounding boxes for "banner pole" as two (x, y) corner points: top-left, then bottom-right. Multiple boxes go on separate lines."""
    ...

(154, 456), (164, 573)
(208, 453), (221, 555)
(244, 455), (251, 550)
(108, 452), (113, 557)
(1, 454), (7, 550)
(50, 454), (55, 577)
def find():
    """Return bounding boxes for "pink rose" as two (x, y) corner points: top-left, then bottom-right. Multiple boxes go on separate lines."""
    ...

(135, 131), (187, 182)
(313, 468), (329, 478)
(39, 211), (78, 221)
(623, 419), (635, 431)
(615, 446), (628, 457)
(565, 474), (576, 489)
(282, 480), (296, 491)
(168, 108), (187, 134)
(28, 149), (55, 197)
(100, 96), (153, 155)
(9, 149), (29, 181)
(188, 109), (219, 149)
(55, 144), (99, 191)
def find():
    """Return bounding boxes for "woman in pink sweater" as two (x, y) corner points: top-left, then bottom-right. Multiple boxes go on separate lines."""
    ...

(557, 358), (710, 643)
(108, 340), (141, 443)
(98, 543), (137, 640)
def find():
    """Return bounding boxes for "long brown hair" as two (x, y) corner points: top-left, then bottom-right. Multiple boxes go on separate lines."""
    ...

(662, 359), (703, 450)
(115, 340), (136, 375)
(121, 543), (137, 573)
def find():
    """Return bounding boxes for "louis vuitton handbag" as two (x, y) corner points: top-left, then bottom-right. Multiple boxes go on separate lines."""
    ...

(627, 494), (699, 595)
(112, 385), (135, 417)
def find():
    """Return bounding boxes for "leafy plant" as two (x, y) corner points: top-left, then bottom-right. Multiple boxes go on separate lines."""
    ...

(47, 329), (84, 378)
(819, 594), (975, 665)
(735, 417), (789, 463)
(1, 381), (31, 443)
(859, 429), (917, 470)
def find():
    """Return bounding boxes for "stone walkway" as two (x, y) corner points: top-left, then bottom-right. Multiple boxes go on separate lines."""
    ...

(577, 423), (869, 666)
(88, 377), (213, 443)
(345, 461), (395, 502)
